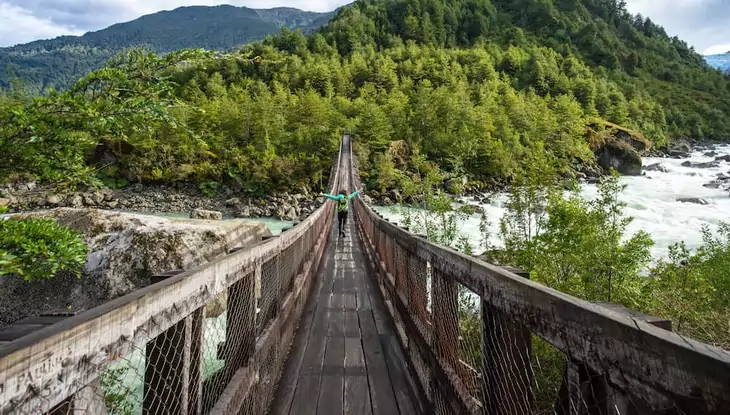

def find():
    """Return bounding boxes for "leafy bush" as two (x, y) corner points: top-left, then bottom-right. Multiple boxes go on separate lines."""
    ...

(0, 218), (88, 281)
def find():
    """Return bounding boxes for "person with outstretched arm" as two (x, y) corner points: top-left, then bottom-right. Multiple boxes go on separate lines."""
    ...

(323, 188), (361, 237)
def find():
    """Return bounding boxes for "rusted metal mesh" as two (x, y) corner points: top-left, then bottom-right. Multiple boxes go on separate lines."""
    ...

(4, 140), (342, 415)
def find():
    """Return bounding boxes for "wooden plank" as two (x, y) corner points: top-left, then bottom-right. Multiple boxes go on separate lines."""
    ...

(358, 309), (399, 415)
(291, 375), (322, 415)
(344, 310), (360, 339)
(345, 338), (372, 415)
(343, 294), (357, 310)
(318, 337), (344, 414)
(328, 307), (346, 338)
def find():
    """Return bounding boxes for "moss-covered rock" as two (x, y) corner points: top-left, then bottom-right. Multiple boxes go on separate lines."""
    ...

(588, 119), (649, 176)
(596, 140), (642, 176)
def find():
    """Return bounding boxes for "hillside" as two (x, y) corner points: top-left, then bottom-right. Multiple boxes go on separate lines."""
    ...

(706, 53), (730, 73)
(0, 5), (336, 92)
(1, 0), (730, 196)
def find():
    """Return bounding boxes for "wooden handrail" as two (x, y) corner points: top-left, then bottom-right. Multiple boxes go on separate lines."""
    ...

(0, 138), (347, 414)
(350, 139), (730, 414)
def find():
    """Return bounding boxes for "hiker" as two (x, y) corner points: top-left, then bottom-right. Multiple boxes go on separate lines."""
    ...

(323, 188), (361, 237)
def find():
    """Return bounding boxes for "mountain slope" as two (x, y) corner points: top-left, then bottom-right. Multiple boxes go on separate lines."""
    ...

(312, 0), (730, 141)
(0, 5), (337, 92)
(706, 53), (730, 73)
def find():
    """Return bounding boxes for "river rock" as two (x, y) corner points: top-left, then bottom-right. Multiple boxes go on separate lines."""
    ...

(677, 198), (709, 205)
(190, 209), (223, 220)
(0, 208), (271, 327)
(715, 155), (730, 162)
(596, 141), (642, 176)
(668, 141), (692, 158)
(681, 161), (720, 169)
(225, 197), (241, 207)
(704, 151), (719, 157)
(46, 195), (61, 206)
(69, 194), (83, 208)
(703, 182), (721, 189)
(644, 163), (668, 173)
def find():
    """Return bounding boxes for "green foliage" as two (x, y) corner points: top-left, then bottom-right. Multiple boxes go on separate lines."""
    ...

(0, 218), (88, 281)
(650, 224), (730, 349)
(100, 367), (135, 415)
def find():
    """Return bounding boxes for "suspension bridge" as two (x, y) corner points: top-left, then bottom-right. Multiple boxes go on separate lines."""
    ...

(1, 135), (729, 415)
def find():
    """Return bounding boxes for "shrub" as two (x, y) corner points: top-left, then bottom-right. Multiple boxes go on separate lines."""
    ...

(0, 218), (88, 281)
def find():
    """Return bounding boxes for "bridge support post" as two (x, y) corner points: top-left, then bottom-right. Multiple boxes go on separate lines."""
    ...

(480, 267), (534, 415)
(144, 270), (203, 415)
(554, 303), (672, 415)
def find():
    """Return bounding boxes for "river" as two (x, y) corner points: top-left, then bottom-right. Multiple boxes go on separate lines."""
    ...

(374, 145), (730, 262)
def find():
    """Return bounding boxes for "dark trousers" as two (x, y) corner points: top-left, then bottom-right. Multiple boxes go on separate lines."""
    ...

(338, 211), (348, 233)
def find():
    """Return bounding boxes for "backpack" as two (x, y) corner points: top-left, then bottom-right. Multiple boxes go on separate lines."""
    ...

(338, 196), (348, 213)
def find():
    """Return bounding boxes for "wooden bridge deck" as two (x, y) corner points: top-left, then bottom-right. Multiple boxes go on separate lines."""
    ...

(272, 212), (424, 415)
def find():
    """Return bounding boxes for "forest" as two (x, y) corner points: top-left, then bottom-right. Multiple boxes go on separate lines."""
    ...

(2, 0), (729, 197)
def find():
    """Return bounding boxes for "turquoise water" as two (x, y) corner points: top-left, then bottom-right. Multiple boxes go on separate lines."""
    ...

(126, 210), (291, 235)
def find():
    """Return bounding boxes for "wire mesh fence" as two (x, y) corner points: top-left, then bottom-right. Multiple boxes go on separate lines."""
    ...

(353, 190), (730, 415)
(1, 138), (344, 415)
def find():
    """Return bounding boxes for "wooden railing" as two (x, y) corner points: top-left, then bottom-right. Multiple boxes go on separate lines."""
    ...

(349, 143), (730, 414)
(0, 141), (344, 415)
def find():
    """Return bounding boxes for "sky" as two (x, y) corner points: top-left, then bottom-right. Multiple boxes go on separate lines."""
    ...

(0, 0), (728, 55)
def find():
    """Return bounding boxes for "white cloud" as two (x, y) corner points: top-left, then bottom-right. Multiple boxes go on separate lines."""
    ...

(624, 0), (730, 54)
(704, 43), (730, 55)
(0, 2), (84, 47)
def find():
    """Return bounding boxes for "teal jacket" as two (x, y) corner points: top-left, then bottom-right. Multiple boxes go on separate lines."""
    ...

(323, 190), (360, 212)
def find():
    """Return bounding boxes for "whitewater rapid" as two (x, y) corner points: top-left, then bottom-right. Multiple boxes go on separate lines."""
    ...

(375, 145), (730, 262)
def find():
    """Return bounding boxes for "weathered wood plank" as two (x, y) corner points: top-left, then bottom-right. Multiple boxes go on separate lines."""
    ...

(291, 375), (322, 415)
(318, 337), (345, 414)
(344, 337), (371, 414)
(358, 309), (400, 415)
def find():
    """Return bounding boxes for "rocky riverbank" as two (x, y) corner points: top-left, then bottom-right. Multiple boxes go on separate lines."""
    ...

(0, 208), (270, 327)
(0, 182), (323, 221)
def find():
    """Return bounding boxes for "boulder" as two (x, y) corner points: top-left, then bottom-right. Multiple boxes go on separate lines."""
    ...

(704, 151), (719, 157)
(677, 198), (709, 205)
(596, 140), (642, 176)
(190, 209), (223, 220)
(703, 182), (721, 189)
(681, 161), (720, 169)
(644, 163), (668, 173)
(0, 208), (271, 327)
(0, 198), (10, 208)
(715, 155), (730, 162)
